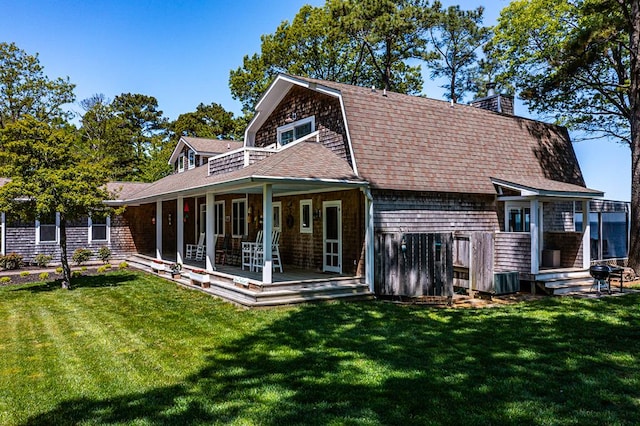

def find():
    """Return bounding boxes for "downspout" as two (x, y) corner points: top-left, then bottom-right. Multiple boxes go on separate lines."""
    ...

(362, 187), (374, 293)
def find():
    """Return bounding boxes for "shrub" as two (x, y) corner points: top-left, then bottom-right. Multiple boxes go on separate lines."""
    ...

(39, 272), (49, 281)
(19, 271), (29, 277)
(97, 246), (111, 264)
(97, 266), (107, 273)
(118, 261), (128, 269)
(55, 267), (63, 274)
(71, 248), (92, 266)
(81, 266), (87, 271)
(0, 276), (11, 284)
(33, 254), (53, 267)
(0, 253), (24, 270)
(71, 270), (81, 278)
(105, 264), (112, 269)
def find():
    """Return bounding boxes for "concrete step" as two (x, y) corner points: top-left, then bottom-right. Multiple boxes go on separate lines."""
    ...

(545, 278), (605, 295)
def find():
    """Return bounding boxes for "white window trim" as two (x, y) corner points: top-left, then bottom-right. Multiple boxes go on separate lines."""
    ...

(188, 150), (196, 170)
(277, 116), (315, 148)
(36, 212), (60, 245)
(178, 153), (185, 172)
(272, 201), (282, 232)
(89, 215), (111, 243)
(300, 199), (313, 234)
(505, 201), (531, 233)
(214, 201), (225, 236)
(232, 198), (247, 237)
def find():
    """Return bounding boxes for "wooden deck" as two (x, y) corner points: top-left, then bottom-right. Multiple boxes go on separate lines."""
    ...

(128, 254), (372, 307)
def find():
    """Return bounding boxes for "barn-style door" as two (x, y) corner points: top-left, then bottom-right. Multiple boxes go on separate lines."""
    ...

(374, 232), (453, 297)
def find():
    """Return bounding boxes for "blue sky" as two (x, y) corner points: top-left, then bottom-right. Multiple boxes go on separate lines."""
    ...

(0, 0), (630, 201)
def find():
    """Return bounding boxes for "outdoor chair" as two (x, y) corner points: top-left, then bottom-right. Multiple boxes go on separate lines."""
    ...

(186, 232), (205, 261)
(216, 234), (231, 266)
(242, 231), (263, 271)
(253, 229), (283, 273)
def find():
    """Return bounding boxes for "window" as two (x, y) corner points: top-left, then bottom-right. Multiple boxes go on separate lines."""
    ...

(214, 201), (225, 235)
(300, 200), (312, 234)
(277, 116), (315, 147)
(37, 212), (58, 244)
(508, 206), (531, 232)
(188, 150), (196, 169)
(232, 199), (246, 237)
(89, 215), (110, 242)
(178, 154), (185, 172)
(272, 202), (282, 232)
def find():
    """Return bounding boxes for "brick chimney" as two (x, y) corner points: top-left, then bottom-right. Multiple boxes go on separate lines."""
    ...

(470, 83), (514, 115)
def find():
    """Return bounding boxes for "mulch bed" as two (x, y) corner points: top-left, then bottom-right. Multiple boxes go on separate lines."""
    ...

(0, 264), (106, 286)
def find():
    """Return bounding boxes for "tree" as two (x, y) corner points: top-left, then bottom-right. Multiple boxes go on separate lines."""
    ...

(329, 0), (433, 93)
(80, 93), (170, 182)
(490, 0), (640, 271)
(230, 4), (369, 113)
(0, 116), (112, 288)
(0, 42), (75, 128)
(170, 102), (238, 140)
(425, 4), (492, 103)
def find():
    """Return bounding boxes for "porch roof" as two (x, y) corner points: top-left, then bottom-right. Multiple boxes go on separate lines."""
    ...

(116, 140), (367, 204)
(168, 137), (244, 165)
(492, 177), (604, 199)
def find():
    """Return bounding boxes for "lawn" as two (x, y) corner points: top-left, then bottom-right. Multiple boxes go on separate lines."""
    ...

(1, 271), (639, 425)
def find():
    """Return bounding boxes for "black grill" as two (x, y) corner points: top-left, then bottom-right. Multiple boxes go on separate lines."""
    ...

(589, 264), (611, 281)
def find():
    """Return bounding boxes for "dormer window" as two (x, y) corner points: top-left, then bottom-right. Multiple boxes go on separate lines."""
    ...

(188, 150), (196, 169)
(277, 116), (315, 147)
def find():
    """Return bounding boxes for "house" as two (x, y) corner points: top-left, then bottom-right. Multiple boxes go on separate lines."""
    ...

(0, 74), (611, 303)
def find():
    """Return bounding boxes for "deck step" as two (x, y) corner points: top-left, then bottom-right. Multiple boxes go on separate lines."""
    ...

(544, 278), (603, 295)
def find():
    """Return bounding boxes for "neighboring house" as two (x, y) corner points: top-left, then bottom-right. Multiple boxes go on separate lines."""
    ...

(0, 74), (617, 301)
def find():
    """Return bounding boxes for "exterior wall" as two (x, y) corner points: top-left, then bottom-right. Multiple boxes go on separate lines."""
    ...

(544, 201), (575, 232)
(254, 86), (353, 167)
(373, 190), (499, 233)
(494, 232), (531, 273)
(3, 213), (137, 265)
(209, 151), (244, 176)
(544, 231), (583, 268)
(124, 204), (156, 257)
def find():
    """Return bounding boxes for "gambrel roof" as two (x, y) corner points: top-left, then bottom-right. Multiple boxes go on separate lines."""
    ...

(266, 75), (601, 197)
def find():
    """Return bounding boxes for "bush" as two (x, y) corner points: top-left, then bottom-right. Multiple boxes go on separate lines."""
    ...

(71, 248), (92, 266)
(0, 276), (11, 284)
(39, 272), (49, 281)
(55, 267), (63, 274)
(33, 254), (53, 267)
(0, 253), (24, 270)
(71, 270), (81, 278)
(20, 271), (29, 277)
(97, 246), (111, 264)
(118, 261), (128, 269)
(105, 264), (112, 269)
(97, 265), (107, 273)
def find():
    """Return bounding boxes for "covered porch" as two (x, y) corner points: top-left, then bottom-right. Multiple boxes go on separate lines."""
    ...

(493, 178), (604, 293)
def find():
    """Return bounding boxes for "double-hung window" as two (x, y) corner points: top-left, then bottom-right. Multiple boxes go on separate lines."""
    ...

(178, 154), (185, 172)
(232, 199), (246, 237)
(214, 201), (225, 236)
(300, 200), (312, 234)
(277, 116), (315, 147)
(89, 215), (110, 242)
(36, 212), (58, 244)
(272, 202), (282, 232)
(188, 150), (196, 169)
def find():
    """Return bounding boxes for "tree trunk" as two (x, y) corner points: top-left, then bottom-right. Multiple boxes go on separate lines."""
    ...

(59, 216), (72, 289)
(627, 0), (640, 274)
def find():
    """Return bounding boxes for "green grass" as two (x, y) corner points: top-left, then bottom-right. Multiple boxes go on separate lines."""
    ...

(1, 271), (639, 425)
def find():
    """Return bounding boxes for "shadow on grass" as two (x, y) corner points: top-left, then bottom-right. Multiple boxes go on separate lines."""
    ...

(22, 295), (640, 425)
(11, 271), (139, 293)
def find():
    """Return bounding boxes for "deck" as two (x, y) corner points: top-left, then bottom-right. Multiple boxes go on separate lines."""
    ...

(128, 254), (373, 307)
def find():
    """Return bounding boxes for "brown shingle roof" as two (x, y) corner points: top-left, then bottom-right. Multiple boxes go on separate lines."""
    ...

(293, 76), (599, 196)
(123, 141), (364, 202)
(181, 137), (243, 154)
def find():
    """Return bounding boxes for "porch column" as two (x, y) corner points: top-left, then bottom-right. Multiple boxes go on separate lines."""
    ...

(363, 188), (374, 293)
(597, 211), (603, 260)
(582, 200), (591, 268)
(530, 199), (540, 274)
(205, 193), (216, 271)
(177, 197), (184, 265)
(155, 200), (162, 260)
(1, 212), (5, 256)
(262, 184), (273, 284)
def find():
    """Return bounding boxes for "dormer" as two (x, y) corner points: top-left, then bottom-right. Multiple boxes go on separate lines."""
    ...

(169, 136), (243, 174)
